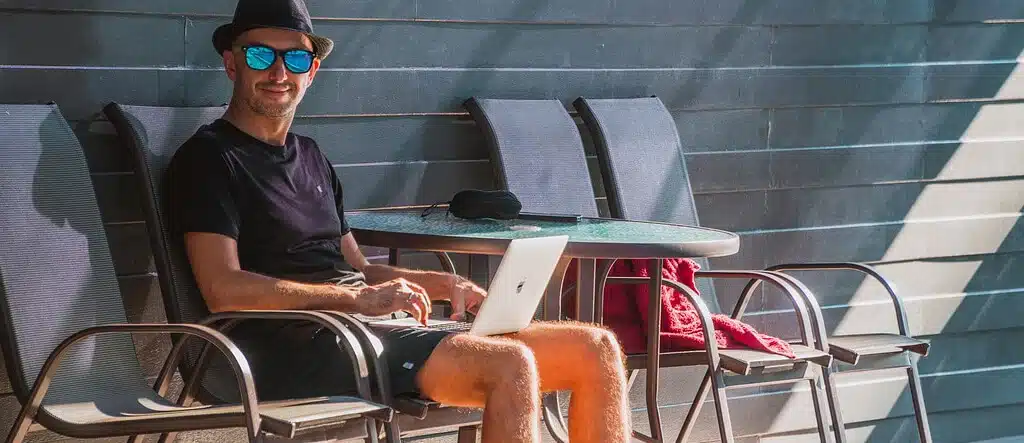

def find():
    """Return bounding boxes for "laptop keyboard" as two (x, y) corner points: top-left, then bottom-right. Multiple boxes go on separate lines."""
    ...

(428, 321), (473, 332)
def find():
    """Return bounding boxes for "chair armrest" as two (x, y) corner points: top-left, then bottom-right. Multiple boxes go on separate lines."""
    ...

(766, 262), (911, 337)
(156, 311), (375, 410)
(24, 324), (261, 441)
(694, 270), (817, 347)
(603, 274), (722, 367)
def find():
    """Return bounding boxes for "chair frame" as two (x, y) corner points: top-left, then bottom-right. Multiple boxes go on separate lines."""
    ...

(574, 95), (933, 443)
(103, 103), (483, 443)
(464, 97), (839, 443)
(1, 104), (388, 443)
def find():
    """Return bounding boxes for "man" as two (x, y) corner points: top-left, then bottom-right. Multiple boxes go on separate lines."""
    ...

(165, 1), (630, 441)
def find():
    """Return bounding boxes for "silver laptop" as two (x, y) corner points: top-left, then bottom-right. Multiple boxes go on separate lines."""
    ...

(371, 235), (570, 336)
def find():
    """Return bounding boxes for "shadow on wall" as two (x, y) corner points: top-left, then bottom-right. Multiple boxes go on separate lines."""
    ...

(744, 9), (1024, 442)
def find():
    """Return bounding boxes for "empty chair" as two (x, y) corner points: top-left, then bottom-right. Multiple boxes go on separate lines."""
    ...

(465, 97), (837, 443)
(0, 103), (390, 443)
(574, 95), (932, 443)
(103, 103), (482, 443)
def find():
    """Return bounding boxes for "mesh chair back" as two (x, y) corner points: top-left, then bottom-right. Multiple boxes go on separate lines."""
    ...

(465, 98), (600, 217)
(574, 97), (718, 307)
(103, 103), (233, 399)
(0, 104), (148, 407)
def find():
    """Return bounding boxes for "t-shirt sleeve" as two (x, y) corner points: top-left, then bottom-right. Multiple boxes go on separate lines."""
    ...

(166, 141), (241, 239)
(327, 157), (351, 235)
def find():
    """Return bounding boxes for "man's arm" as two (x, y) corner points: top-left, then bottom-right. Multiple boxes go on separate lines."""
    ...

(186, 232), (432, 323)
(340, 232), (453, 297)
(339, 232), (486, 319)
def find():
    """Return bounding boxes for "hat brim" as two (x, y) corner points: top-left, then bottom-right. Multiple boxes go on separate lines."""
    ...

(213, 23), (334, 60)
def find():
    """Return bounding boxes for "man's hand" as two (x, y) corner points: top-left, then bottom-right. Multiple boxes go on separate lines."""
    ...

(446, 275), (487, 321)
(356, 278), (432, 324)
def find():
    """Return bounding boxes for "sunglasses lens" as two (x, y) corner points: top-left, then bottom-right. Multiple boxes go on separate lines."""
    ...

(283, 50), (314, 73)
(245, 46), (275, 70)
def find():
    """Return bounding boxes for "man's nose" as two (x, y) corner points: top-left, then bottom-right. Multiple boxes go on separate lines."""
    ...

(267, 56), (288, 81)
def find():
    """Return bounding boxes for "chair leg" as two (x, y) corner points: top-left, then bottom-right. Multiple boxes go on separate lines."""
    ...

(646, 367), (665, 442)
(675, 369), (711, 443)
(709, 371), (736, 443)
(457, 425), (479, 443)
(906, 362), (933, 443)
(383, 420), (401, 443)
(821, 369), (848, 443)
(808, 373), (836, 443)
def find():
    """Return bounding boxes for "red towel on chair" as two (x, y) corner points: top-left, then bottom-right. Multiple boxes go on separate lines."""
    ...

(562, 259), (795, 358)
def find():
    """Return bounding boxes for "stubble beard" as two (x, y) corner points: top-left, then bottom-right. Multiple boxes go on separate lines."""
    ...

(247, 94), (295, 118)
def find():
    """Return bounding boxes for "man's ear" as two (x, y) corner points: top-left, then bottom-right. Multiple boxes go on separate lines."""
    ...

(305, 57), (321, 86)
(223, 50), (237, 81)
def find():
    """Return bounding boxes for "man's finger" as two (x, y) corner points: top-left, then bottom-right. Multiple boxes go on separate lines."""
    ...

(406, 300), (425, 325)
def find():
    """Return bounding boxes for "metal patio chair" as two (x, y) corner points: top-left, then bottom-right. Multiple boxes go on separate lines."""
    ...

(103, 103), (482, 443)
(573, 95), (932, 443)
(465, 97), (837, 443)
(0, 103), (390, 443)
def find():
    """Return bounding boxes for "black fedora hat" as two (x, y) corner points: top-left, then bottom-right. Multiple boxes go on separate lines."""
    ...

(212, 0), (334, 60)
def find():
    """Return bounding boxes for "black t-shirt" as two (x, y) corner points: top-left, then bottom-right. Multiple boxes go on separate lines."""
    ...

(166, 119), (354, 282)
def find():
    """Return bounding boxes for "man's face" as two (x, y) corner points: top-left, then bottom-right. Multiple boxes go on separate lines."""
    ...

(223, 28), (321, 118)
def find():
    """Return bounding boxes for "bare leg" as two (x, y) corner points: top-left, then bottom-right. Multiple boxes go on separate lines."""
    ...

(511, 322), (631, 443)
(416, 333), (541, 443)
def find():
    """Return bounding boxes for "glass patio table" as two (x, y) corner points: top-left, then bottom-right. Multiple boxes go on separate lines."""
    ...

(345, 210), (740, 441)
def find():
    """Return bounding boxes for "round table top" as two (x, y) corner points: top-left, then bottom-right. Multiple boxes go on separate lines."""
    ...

(347, 211), (739, 259)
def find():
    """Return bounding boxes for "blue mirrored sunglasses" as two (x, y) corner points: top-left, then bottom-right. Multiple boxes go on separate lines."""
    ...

(241, 45), (315, 74)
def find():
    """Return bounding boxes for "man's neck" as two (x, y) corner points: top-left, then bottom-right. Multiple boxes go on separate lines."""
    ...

(223, 102), (293, 146)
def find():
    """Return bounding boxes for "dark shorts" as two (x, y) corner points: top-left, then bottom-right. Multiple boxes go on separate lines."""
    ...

(226, 271), (452, 400)
(229, 319), (451, 401)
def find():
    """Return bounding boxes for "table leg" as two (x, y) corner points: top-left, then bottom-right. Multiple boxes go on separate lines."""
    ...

(575, 258), (597, 323)
(542, 257), (574, 443)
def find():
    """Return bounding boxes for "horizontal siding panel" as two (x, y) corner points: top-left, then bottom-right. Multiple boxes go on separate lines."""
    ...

(927, 61), (1024, 101)
(915, 328), (1024, 374)
(186, 20), (772, 69)
(0, 11), (183, 67)
(932, 0), (1024, 22)
(8, 0), (1023, 24)
(774, 24), (1024, 66)
(746, 178), (1024, 230)
(770, 102), (1024, 150)
(626, 364), (1024, 441)
(927, 24), (1024, 62)
(0, 1), (418, 19)
(0, 68), (185, 121)
(686, 151), (772, 193)
(762, 404), (1024, 443)
(418, 0), (932, 25)
(677, 109), (769, 153)
(769, 145), (926, 189)
(183, 66), (932, 115)
(335, 161), (494, 209)
(755, 289), (1024, 339)
(761, 183), (923, 230)
(772, 26), (928, 66)
(694, 190), (768, 232)
(781, 251), (1024, 306)
(923, 141), (1024, 180)
(295, 116), (486, 164)
(754, 214), (1024, 264)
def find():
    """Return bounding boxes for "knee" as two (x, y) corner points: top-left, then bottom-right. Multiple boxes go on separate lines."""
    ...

(575, 325), (624, 365)
(488, 341), (539, 387)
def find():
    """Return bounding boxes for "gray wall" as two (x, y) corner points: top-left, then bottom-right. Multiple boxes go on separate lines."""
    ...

(2, 1), (1024, 442)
